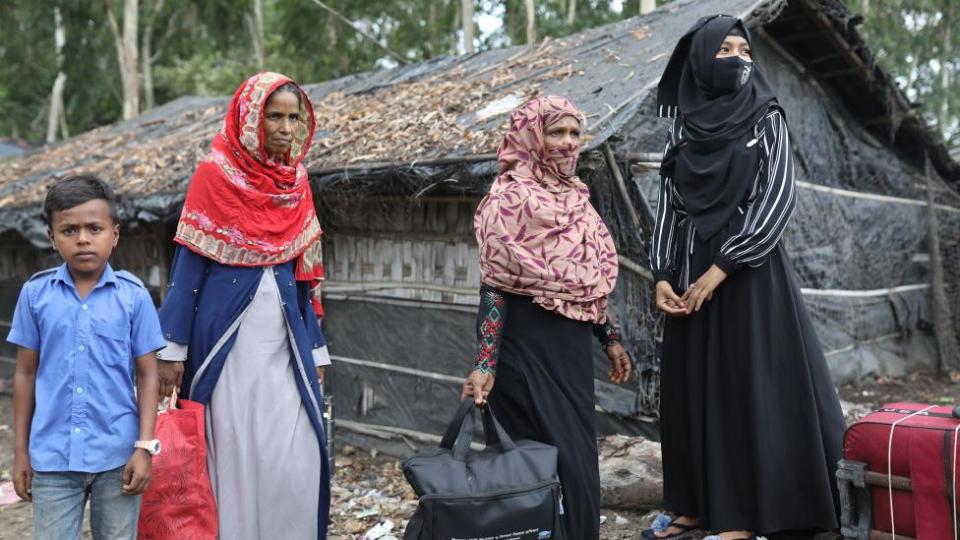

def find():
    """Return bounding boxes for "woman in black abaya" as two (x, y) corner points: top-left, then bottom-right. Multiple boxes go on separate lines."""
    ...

(644, 16), (846, 540)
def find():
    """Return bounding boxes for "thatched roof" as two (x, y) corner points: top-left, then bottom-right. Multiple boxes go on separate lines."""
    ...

(1, 0), (957, 245)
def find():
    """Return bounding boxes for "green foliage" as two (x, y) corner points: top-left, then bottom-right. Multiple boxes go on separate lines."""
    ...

(846, 0), (958, 144)
(0, 0), (955, 149)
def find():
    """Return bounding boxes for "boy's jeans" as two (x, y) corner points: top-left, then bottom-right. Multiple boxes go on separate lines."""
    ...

(32, 467), (140, 540)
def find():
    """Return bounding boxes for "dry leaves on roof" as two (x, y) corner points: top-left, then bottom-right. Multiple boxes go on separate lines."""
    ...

(306, 40), (580, 170)
(0, 104), (224, 209)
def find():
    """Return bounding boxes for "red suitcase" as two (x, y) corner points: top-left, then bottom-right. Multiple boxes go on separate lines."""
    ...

(838, 402), (960, 540)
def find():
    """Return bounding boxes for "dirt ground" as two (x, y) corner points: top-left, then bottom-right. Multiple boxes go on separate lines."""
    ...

(0, 371), (956, 540)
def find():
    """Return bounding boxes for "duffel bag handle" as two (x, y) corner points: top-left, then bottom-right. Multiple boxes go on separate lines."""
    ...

(440, 399), (476, 449)
(440, 399), (517, 461)
(481, 407), (517, 452)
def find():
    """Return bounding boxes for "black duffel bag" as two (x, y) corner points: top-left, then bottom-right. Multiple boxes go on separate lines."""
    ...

(402, 399), (563, 540)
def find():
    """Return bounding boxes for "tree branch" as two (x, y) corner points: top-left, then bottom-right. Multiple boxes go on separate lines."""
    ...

(103, 0), (124, 63)
(307, 0), (409, 65)
(151, 7), (180, 62)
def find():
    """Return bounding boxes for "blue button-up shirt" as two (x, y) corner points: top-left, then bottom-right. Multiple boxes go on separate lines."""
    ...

(7, 263), (165, 473)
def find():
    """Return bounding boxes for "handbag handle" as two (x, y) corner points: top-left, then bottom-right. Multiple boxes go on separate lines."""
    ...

(158, 388), (178, 414)
(440, 399), (517, 461)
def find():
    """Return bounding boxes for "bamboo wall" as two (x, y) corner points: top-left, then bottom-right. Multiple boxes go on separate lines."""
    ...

(321, 198), (482, 305)
(0, 223), (172, 304)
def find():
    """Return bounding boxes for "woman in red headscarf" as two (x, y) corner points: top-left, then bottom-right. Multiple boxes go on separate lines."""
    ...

(156, 72), (332, 539)
(462, 96), (633, 540)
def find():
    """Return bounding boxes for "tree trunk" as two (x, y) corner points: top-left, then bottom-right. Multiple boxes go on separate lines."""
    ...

(861, 0), (870, 17)
(140, 0), (165, 111)
(105, 0), (140, 120)
(461, 0), (475, 54)
(938, 1), (951, 133)
(524, 0), (536, 44)
(121, 0), (139, 119)
(46, 6), (67, 144)
(427, 2), (438, 57)
(505, 0), (518, 45)
(565, 0), (577, 26)
(640, 0), (656, 15)
(60, 99), (70, 139)
(247, 0), (266, 70)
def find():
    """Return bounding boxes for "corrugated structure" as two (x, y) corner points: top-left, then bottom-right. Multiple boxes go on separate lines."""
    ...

(2, 0), (959, 451)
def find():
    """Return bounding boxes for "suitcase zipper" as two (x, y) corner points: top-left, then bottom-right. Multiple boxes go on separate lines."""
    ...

(416, 479), (560, 503)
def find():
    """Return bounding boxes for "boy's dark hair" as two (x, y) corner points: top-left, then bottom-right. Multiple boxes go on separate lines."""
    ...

(44, 175), (119, 225)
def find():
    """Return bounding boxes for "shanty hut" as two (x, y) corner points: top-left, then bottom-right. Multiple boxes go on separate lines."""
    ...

(2, 0), (958, 452)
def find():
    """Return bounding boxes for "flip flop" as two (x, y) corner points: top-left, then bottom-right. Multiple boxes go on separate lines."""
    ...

(640, 513), (699, 540)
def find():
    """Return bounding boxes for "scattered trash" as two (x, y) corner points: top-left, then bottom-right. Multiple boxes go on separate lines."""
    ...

(362, 518), (395, 539)
(600, 515), (607, 525)
(0, 481), (22, 507)
(356, 506), (381, 519)
(614, 514), (629, 526)
(839, 400), (873, 423)
(475, 94), (524, 121)
(328, 447), (417, 540)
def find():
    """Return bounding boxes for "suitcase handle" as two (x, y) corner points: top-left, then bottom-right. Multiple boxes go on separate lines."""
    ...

(440, 399), (517, 460)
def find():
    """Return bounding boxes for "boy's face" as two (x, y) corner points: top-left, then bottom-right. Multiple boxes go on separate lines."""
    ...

(48, 199), (119, 278)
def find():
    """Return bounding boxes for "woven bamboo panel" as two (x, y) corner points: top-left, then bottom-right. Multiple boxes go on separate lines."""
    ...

(0, 227), (169, 298)
(324, 233), (480, 305)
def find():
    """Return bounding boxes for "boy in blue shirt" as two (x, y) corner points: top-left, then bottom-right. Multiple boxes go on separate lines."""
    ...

(8, 175), (165, 540)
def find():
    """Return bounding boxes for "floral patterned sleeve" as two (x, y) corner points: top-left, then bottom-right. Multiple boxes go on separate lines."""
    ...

(474, 284), (508, 375)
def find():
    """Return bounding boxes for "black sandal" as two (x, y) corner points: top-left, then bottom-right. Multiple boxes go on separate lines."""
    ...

(640, 513), (699, 540)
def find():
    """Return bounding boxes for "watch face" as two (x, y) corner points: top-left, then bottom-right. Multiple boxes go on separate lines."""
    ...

(138, 440), (161, 455)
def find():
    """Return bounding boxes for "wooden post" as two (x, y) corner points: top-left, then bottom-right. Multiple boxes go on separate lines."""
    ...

(924, 153), (959, 377)
(602, 142), (642, 231)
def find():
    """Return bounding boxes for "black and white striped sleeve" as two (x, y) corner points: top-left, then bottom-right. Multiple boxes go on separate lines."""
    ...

(650, 127), (680, 284)
(716, 109), (796, 273)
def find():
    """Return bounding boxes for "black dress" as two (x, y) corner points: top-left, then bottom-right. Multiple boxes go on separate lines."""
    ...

(651, 110), (846, 533)
(477, 285), (602, 540)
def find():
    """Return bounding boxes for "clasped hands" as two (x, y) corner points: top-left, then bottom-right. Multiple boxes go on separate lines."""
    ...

(655, 264), (727, 316)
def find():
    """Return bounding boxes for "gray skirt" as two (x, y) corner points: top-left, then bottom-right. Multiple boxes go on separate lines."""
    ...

(205, 269), (321, 540)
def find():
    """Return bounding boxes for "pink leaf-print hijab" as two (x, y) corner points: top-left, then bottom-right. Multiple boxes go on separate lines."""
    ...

(474, 96), (618, 323)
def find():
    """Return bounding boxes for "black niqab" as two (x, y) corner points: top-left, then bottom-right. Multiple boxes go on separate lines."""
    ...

(656, 15), (779, 239)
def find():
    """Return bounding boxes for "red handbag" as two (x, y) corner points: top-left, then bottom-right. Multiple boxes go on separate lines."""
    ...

(137, 392), (218, 539)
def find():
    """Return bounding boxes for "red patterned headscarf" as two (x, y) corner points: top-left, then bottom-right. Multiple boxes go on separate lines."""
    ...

(175, 72), (325, 314)
(474, 96), (618, 323)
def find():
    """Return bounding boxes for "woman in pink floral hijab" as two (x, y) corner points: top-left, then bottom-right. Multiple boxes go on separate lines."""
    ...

(462, 96), (632, 540)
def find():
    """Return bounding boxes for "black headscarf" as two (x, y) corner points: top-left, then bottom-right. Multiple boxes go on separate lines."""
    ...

(657, 15), (778, 239)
